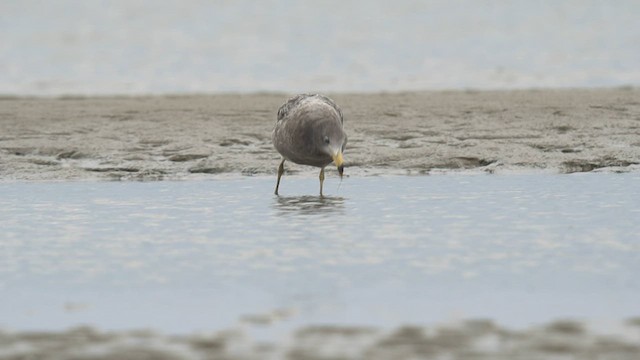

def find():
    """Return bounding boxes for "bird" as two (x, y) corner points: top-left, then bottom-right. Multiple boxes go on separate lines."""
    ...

(272, 94), (347, 196)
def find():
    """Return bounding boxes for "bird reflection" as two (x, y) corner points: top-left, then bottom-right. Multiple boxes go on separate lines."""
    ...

(273, 195), (345, 216)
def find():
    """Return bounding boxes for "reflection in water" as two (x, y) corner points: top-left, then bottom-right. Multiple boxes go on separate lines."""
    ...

(273, 195), (345, 216)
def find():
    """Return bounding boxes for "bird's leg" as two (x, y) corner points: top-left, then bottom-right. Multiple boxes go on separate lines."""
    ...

(274, 159), (285, 195)
(319, 167), (325, 197)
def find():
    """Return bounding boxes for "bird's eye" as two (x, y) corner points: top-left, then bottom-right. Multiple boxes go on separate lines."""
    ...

(323, 136), (330, 144)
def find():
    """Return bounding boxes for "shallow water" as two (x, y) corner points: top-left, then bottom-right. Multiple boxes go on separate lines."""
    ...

(1, 174), (639, 336)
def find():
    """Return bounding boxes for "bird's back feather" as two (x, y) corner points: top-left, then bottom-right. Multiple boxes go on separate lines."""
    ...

(277, 94), (343, 124)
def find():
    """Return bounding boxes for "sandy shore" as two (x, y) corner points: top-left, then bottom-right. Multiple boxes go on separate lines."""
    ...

(1, 88), (639, 181)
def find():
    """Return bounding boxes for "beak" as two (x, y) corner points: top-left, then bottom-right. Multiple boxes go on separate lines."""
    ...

(332, 151), (344, 178)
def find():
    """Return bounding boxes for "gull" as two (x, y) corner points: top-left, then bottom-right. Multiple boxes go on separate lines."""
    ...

(272, 94), (347, 196)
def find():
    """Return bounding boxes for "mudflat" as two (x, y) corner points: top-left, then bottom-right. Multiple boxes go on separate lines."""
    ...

(1, 88), (639, 181)
(2, 320), (640, 360)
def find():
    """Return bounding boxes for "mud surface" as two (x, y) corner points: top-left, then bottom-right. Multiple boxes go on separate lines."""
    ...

(1, 89), (640, 181)
(2, 319), (640, 360)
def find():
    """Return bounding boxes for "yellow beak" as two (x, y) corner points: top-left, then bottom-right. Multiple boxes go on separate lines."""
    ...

(332, 151), (344, 178)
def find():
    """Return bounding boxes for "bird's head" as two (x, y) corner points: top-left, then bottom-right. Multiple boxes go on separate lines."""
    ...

(321, 132), (347, 178)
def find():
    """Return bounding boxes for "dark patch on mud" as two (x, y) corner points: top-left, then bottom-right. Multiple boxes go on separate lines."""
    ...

(529, 143), (582, 154)
(434, 157), (497, 169)
(139, 139), (171, 147)
(2, 147), (34, 156)
(56, 150), (88, 160)
(383, 133), (420, 141)
(561, 158), (638, 173)
(589, 105), (629, 112)
(188, 166), (225, 174)
(220, 138), (252, 147)
(456, 134), (543, 140)
(83, 167), (140, 173)
(168, 154), (209, 162)
(553, 125), (575, 134)
(28, 159), (60, 166)
(545, 320), (585, 335)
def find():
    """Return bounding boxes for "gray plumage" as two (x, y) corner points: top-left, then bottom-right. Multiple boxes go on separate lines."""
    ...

(272, 94), (347, 196)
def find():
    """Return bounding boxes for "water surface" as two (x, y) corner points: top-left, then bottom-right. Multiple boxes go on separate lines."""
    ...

(1, 174), (638, 335)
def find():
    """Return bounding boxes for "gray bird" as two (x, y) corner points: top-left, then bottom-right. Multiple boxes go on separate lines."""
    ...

(272, 94), (347, 196)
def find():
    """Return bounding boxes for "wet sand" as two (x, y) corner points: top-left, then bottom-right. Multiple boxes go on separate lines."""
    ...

(2, 319), (639, 360)
(1, 88), (639, 181)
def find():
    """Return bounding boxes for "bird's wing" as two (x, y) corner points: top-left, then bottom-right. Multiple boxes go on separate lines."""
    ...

(277, 94), (307, 121)
(277, 94), (343, 124)
(316, 94), (344, 124)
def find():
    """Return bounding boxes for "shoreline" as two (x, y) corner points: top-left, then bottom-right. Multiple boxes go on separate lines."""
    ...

(1, 88), (639, 181)
(2, 318), (639, 359)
